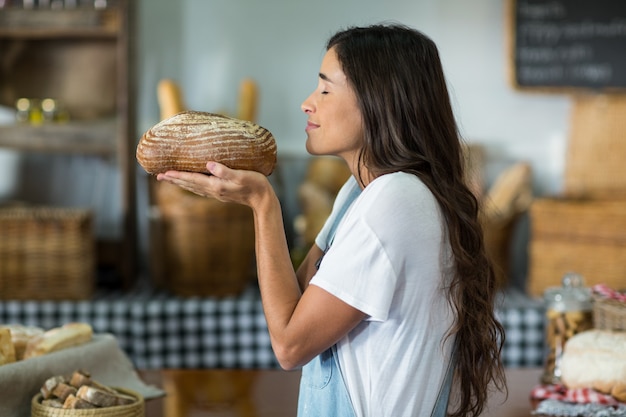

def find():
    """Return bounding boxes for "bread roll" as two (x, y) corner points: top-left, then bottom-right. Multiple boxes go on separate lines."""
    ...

(136, 110), (277, 176)
(76, 385), (133, 407)
(69, 369), (92, 388)
(41, 375), (67, 400)
(0, 327), (16, 366)
(62, 394), (97, 409)
(561, 329), (626, 402)
(52, 383), (78, 401)
(23, 323), (93, 359)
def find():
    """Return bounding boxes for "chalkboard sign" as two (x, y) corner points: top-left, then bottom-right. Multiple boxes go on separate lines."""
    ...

(509, 0), (626, 91)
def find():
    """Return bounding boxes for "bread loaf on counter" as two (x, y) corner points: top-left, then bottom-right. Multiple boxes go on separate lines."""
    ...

(2, 324), (44, 360)
(23, 323), (93, 359)
(561, 329), (626, 402)
(136, 111), (277, 176)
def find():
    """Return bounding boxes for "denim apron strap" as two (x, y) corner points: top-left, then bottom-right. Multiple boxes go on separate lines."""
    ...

(298, 183), (361, 416)
(315, 183), (361, 269)
(430, 345), (457, 417)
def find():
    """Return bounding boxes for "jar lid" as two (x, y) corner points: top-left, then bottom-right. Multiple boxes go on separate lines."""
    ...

(543, 272), (592, 311)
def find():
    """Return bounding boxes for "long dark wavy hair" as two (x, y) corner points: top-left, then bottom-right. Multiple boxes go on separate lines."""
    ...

(327, 23), (506, 417)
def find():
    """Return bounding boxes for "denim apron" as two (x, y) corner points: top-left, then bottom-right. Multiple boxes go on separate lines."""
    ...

(296, 181), (455, 417)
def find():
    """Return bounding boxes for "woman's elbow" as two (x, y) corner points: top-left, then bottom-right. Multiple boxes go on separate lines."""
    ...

(272, 342), (309, 371)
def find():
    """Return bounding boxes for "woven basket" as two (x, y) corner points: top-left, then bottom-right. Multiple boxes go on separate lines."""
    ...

(31, 388), (144, 417)
(527, 198), (626, 297)
(0, 206), (94, 300)
(564, 94), (626, 199)
(593, 297), (626, 331)
(150, 182), (256, 297)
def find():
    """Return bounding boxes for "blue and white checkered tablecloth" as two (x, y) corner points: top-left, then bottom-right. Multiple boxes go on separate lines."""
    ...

(0, 284), (546, 369)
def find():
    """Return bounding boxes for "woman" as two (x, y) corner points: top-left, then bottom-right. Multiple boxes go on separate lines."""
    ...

(158, 23), (506, 417)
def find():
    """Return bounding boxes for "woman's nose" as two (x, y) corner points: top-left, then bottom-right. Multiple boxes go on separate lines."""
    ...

(301, 93), (314, 114)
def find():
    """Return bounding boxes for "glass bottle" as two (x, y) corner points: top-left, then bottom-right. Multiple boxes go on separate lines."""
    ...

(541, 272), (593, 385)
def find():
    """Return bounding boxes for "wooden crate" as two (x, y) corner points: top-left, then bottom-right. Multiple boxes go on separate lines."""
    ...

(0, 206), (95, 300)
(527, 198), (626, 297)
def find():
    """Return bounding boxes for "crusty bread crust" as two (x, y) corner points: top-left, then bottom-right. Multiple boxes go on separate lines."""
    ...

(136, 111), (277, 176)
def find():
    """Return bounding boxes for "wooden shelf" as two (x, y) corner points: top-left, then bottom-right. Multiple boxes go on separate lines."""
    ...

(0, 0), (137, 289)
(0, 8), (119, 38)
(0, 119), (118, 155)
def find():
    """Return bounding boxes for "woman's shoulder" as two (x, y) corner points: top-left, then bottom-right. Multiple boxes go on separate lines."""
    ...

(365, 171), (431, 200)
(362, 172), (440, 222)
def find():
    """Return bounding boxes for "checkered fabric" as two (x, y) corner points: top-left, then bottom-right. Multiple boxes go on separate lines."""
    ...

(496, 289), (546, 367)
(0, 285), (545, 369)
(0, 282), (278, 369)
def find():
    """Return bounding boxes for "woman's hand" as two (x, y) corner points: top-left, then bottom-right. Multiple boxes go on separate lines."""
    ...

(156, 161), (272, 209)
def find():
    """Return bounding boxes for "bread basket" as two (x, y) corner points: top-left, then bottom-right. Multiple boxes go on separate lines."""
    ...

(0, 205), (95, 300)
(593, 297), (626, 331)
(31, 388), (144, 417)
(592, 284), (626, 331)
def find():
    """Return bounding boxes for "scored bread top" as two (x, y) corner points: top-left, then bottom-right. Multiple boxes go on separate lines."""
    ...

(136, 111), (277, 176)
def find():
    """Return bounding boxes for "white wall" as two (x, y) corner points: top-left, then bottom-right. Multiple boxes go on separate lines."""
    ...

(137, 0), (573, 196)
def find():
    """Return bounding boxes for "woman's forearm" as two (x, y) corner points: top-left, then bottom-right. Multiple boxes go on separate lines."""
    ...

(251, 189), (303, 349)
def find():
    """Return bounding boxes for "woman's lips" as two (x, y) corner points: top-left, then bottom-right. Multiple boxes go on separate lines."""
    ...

(305, 121), (319, 132)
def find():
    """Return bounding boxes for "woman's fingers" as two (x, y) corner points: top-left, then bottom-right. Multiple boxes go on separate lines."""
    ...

(156, 162), (269, 207)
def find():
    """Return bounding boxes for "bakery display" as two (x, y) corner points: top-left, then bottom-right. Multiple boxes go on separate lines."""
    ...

(136, 110), (277, 176)
(0, 323), (93, 366)
(560, 329), (626, 402)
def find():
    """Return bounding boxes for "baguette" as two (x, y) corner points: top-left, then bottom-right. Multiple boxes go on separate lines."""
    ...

(136, 111), (277, 176)
(23, 323), (93, 359)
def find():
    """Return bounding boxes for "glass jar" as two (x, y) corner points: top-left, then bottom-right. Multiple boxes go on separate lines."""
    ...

(541, 272), (593, 385)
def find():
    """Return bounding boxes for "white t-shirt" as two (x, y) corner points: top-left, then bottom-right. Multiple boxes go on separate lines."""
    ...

(311, 172), (456, 417)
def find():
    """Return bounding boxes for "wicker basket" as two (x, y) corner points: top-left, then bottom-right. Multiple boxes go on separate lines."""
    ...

(150, 182), (256, 297)
(564, 94), (626, 199)
(0, 206), (95, 300)
(593, 296), (626, 331)
(527, 198), (626, 297)
(31, 388), (144, 417)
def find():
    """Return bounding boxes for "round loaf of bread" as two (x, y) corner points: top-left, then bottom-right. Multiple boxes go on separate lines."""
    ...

(560, 329), (626, 402)
(136, 111), (277, 176)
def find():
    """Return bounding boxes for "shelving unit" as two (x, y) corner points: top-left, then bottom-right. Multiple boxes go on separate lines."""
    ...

(0, 0), (137, 289)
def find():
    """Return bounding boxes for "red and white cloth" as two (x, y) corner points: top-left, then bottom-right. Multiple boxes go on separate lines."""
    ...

(593, 284), (626, 303)
(531, 384), (624, 407)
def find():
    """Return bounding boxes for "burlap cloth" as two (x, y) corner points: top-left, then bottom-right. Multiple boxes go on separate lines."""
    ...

(0, 333), (164, 417)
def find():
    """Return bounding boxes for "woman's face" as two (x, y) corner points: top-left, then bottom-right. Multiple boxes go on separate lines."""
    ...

(301, 47), (363, 162)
